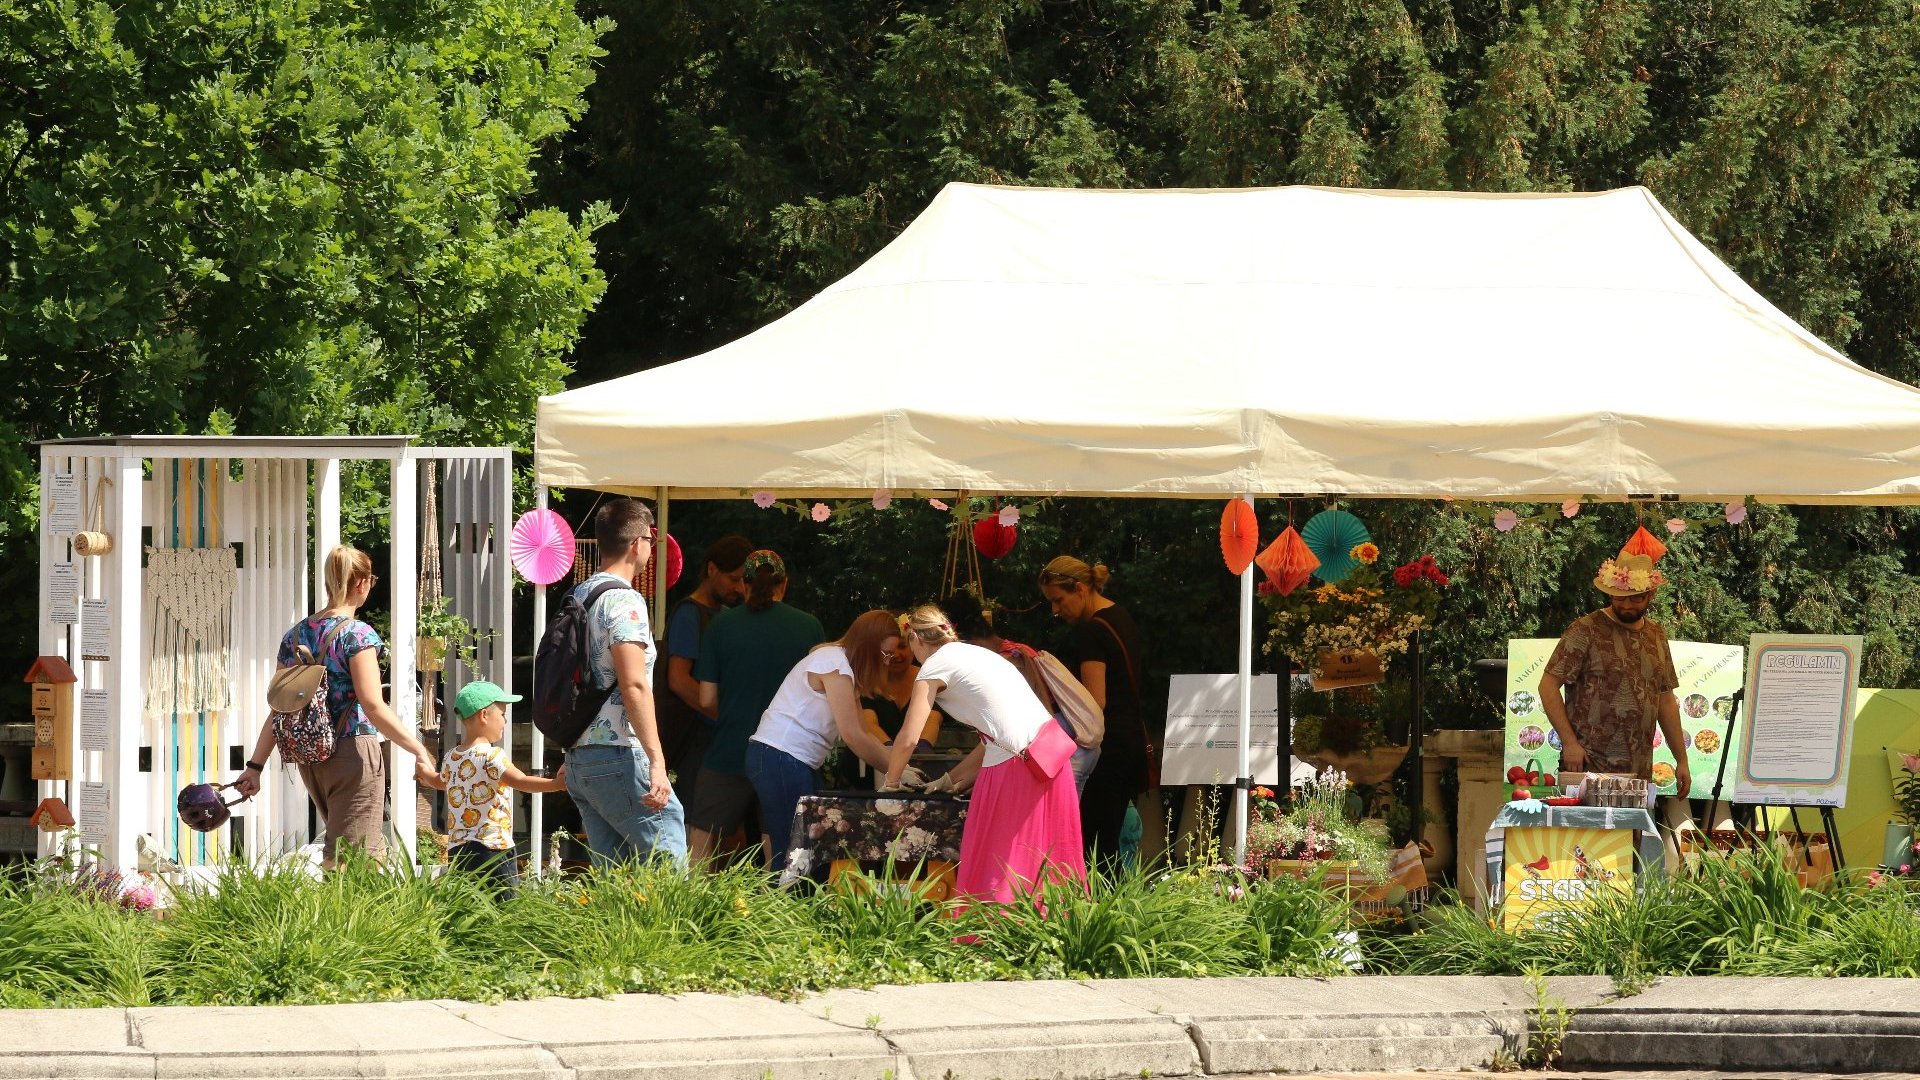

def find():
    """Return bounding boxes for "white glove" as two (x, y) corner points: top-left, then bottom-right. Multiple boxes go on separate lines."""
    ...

(898, 765), (928, 790)
(922, 772), (957, 795)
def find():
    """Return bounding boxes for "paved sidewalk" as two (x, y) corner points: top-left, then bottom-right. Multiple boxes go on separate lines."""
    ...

(0, 976), (1915, 1080)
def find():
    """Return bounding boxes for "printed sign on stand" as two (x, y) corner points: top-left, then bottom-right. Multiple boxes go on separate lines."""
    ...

(1500, 825), (1634, 931)
(1735, 634), (1862, 807)
(1506, 638), (1745, 795)
(1162, 673), (1284, 786)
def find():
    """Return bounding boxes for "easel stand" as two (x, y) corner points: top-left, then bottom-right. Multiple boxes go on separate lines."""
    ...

(1700, 688), (1846, 871)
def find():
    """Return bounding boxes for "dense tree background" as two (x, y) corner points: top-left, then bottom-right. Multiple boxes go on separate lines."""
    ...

(0, 0), (612, 709)
(552, 0), (1920, 727)
(10, 0), (1920, 730)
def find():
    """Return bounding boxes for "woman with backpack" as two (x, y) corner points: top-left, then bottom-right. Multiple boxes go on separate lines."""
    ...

(882, 605), (1086, 905)
(235, 544), (444, 867)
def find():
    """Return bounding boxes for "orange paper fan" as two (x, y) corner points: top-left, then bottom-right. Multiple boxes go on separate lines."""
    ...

(1620, 525), (1669, 563)
(1256, 525), (1319, 596)
(1221, 499), (1259, 575)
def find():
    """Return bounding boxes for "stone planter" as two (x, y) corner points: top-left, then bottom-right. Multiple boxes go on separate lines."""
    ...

(1302, 744), (1410, 785)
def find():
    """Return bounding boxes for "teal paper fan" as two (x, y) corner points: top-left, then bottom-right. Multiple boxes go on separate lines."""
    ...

(1300, 509), (1372, 583)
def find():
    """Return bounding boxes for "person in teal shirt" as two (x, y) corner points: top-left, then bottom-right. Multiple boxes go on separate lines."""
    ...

(690, 549), (824, 868)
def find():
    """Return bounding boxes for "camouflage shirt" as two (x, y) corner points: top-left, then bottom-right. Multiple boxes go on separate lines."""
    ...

(1544, 610), (1678, 778)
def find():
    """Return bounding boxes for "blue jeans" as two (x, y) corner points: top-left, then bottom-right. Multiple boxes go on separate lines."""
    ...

(1059, 713), (1101, 795)
(564, 744), (688, 869)
(744, 740), (819, 872)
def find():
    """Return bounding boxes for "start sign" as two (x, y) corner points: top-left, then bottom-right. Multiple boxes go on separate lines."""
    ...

(1501, 826), (1633, 931)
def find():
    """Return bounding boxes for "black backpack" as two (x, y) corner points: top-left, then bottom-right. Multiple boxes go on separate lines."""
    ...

(533, 579), (633, 747)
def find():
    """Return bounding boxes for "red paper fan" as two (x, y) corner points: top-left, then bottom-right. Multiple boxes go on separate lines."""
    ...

(1220, 499), (1258, 575)
(972, 516), (1017, 559)
(636, 533), (684, 600)
(1620, 525), (1669, 564)
(1255, 525), (1319, 596)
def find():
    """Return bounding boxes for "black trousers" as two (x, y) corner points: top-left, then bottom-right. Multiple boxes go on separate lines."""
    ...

(449, 841), (520, 897)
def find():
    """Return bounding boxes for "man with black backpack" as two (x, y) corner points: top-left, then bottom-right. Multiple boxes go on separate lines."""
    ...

(539, 499), (686, 866)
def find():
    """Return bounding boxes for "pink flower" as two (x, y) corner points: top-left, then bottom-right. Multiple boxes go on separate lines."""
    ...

(1493, 509), (1518, 532)
(1869, 870), (1886, 887)
(810, 502), (831, 523)
(1903, 753), (1920, 774)
(998, 505), (1020, 526)
(871, 489), (893, 510)
(1725, 501), (1748, 525)
(1562, 499), (1581, 519)
(752, 491), (775, 509)
(929, 498), (949, 511)
(1666, 517), (1686, 535)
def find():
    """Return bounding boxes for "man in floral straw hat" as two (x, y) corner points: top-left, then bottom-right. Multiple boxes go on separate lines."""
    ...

(1537, 551), (1690, 797)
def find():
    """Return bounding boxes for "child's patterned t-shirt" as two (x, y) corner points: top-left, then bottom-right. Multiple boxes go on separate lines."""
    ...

(442, 741), (512, 850)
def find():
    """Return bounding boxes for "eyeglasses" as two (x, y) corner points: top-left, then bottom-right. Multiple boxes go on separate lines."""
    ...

(881, 648), (900, 660)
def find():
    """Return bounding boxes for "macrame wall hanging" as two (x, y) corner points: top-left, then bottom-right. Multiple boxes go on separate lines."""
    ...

(142, 545), (237, 715)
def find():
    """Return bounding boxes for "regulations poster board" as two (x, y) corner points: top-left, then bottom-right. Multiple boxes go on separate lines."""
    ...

(1734, 634), (1862, 807)
(1506, 638), (1745, 796)
(1500, 825), (1634, 931)
(1162, 673), (1284, 786)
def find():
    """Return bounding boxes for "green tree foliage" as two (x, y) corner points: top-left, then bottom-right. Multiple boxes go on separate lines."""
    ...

(1, 0), (612, 699)
(560, 0), (1920, 724)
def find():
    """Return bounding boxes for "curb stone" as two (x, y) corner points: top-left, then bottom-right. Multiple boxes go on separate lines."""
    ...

(1, 976), (1916, 1080)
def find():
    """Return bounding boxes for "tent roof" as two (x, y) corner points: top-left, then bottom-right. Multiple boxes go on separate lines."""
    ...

(538, 183), (1920, 504)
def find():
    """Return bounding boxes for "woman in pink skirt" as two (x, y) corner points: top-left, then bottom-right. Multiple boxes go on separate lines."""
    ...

(882, 605), (1086, 903)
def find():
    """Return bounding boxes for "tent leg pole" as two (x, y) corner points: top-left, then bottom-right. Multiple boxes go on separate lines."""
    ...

(1233, 495), (1255, 867)
(530, 484), (548, 876)
(655, 487), (670, 631)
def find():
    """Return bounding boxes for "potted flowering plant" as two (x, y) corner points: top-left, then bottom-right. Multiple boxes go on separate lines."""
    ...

(1885, 752), (1920, 870)
(1264, 547), (1447, 781)
(1246, 768), (1392, 886)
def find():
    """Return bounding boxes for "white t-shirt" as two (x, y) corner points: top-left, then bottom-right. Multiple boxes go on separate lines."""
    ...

(914, 641), (1051, 768)
(749, 644), (855, 769)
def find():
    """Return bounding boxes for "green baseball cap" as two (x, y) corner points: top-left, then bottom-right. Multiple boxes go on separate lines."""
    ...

(454, 680), (521, 720)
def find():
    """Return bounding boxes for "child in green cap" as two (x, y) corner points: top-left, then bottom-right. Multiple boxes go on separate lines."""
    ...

(443, 680), (566, 894)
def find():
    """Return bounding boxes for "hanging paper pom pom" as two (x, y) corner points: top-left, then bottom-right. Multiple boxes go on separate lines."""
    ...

(1255, 525), (1319, 596)
(637, 533), (685, 599)
(1725, 501), (1748, 525)
(1220, 498), (1258, 575)
(972, 516), (1017, 559)
(1665, 517), (1687, 535)
(1620, 524), (1669, 563)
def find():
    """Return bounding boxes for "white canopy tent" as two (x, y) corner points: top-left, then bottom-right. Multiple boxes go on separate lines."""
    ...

(536, 183), (1920, 862)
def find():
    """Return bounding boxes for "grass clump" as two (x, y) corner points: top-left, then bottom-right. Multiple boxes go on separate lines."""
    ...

(0, 855), (1348, 1007)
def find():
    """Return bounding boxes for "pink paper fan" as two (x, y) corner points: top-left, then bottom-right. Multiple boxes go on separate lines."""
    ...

(510, 509), (575, 585)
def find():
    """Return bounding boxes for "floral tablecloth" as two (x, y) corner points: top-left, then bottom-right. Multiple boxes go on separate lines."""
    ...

(777, 791), (968, 888)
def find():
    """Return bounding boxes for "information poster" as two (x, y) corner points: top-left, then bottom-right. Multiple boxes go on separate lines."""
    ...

(48, 563), (79, 624)
(79, 599), (110, 661)
(1505, 638), (1745, 796)
(48, 473), (81, 534)
(1735, 634), (1862, 807)
(78, 781), (110, 846)
(1162, 673), (1284, 786)
(1500, 825), (1633, 931)
(81, 689), (110, 752)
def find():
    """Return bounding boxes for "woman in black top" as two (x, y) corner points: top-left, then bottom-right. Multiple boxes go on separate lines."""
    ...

(1039, 555), (1148, 867)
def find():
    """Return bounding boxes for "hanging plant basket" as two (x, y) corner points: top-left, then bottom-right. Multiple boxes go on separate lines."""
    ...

(1300, 745), (1410, 786)
(417, 636), (447, 673)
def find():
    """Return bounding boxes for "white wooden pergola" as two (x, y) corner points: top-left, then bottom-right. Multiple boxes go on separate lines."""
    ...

(33, 436), (513, 875)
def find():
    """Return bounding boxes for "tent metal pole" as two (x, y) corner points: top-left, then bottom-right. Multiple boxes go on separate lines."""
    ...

(655, 487), (670, 631)
(1233, 495), (1255, 866)
(530, 484), (548, 875)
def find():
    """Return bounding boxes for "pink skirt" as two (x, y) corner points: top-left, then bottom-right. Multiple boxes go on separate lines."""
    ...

(954, 755), (1087, 904)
